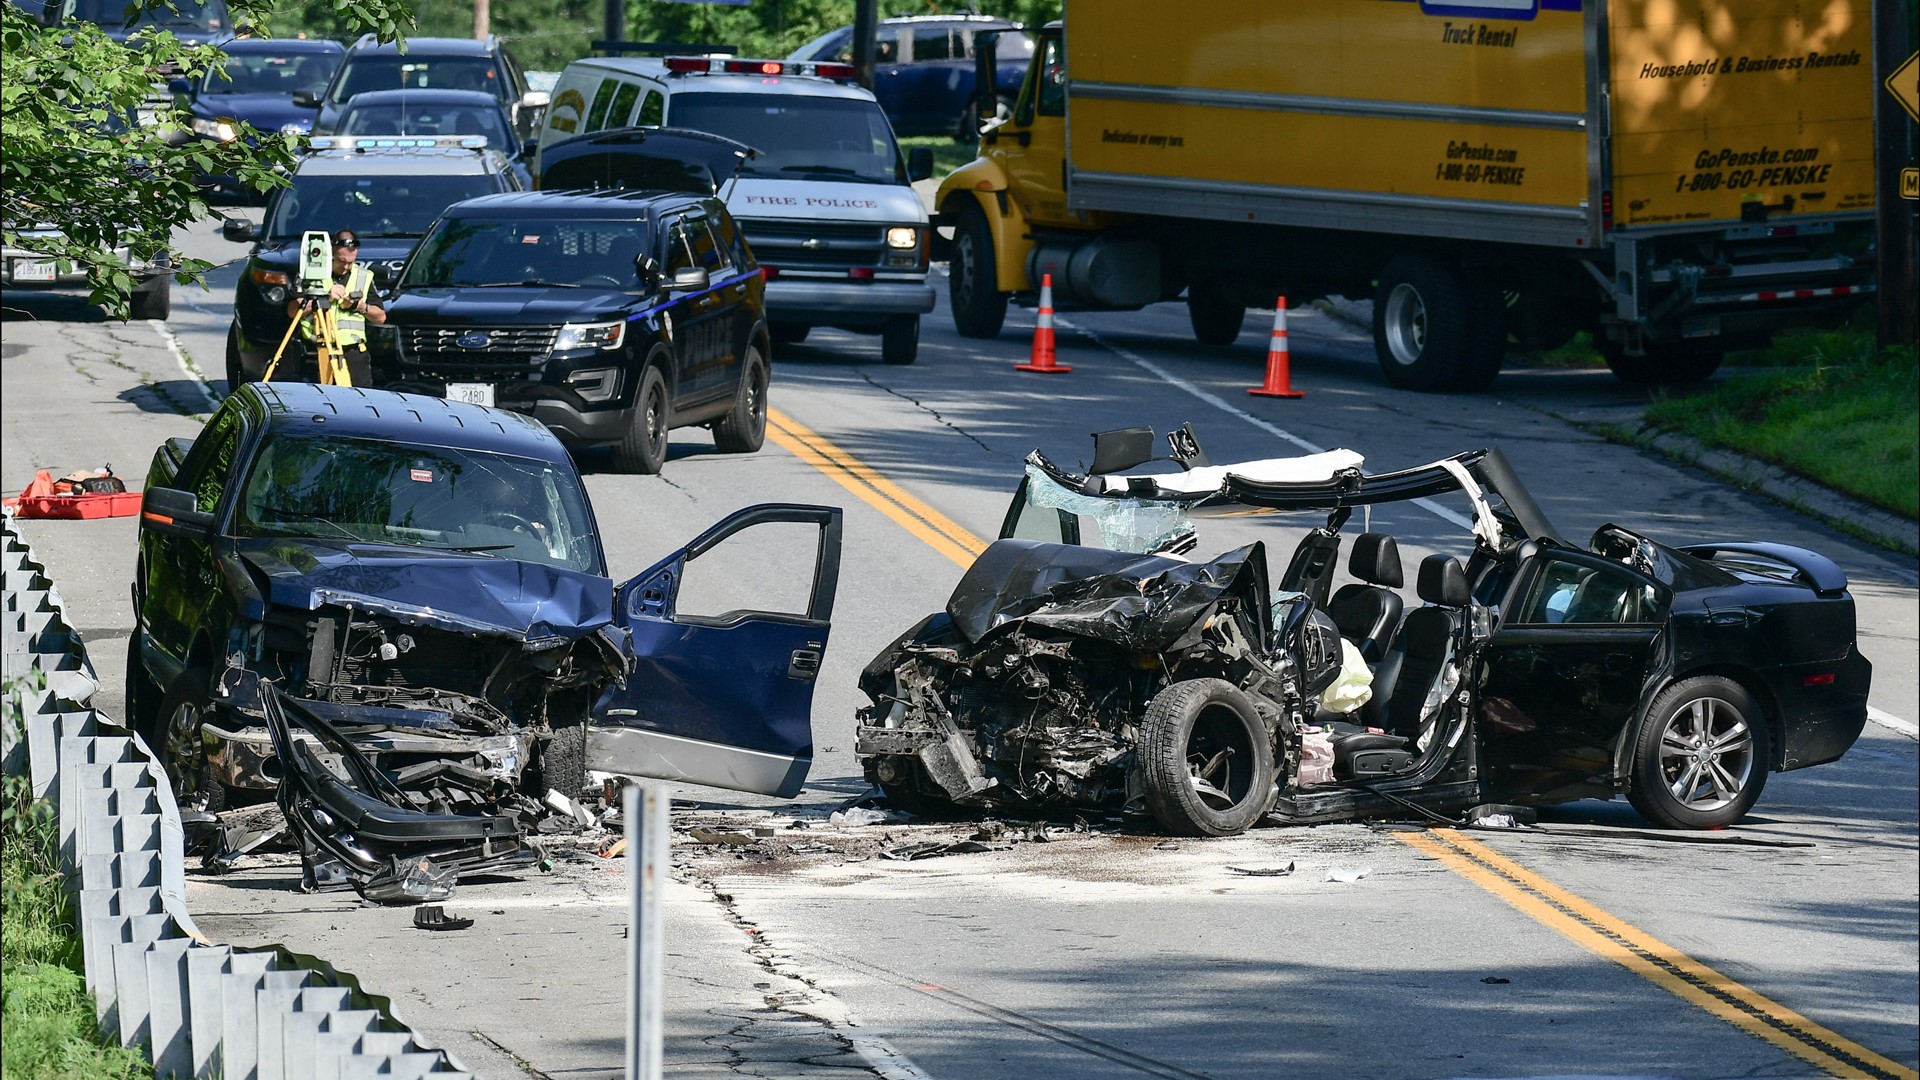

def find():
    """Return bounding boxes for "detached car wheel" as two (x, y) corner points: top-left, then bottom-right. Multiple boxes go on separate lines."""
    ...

(612, 366), (671, 474)
(950, 201), (1008, 339)
(1140, 678), (1276, 836)
(154, 666), (224, 813)
(881, 315), (919, 365)
(714, 346), (769, 453)
(1628, 676), (1769, 830)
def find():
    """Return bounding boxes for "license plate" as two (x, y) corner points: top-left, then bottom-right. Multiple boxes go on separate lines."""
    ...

(11, 260), (56, 283)
(446, 383), (495, 407)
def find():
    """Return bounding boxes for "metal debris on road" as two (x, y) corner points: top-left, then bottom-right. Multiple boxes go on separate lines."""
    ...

(1324, 866), (1373, 882)
(1226, 863), (1296, 877)
(412, 905), (475, 931)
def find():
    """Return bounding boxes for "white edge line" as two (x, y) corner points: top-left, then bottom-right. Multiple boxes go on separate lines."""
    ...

(848, 1033), (938, 1080)
(1056, 317), (1475, 531)
(149, 319), (221, 414)
(1867, 706), (1918, 740)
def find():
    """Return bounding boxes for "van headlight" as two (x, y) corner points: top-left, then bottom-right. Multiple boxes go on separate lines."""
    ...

(553, 320), (626, 352)
(192, 117), (240, 143)
(885, 227), (919, 249)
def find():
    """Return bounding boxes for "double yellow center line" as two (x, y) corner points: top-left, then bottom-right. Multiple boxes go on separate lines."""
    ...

(764, 406), (1914, 1079)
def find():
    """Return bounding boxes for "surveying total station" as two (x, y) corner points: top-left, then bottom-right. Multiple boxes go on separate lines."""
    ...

(263, 230), (356, 386)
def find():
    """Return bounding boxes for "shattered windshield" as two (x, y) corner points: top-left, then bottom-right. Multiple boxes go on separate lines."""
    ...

(400, 218), (652, 288)
(1021, 463), (1196, 554)
(234, 435), (602, 573)
(667, 93), (902, 184)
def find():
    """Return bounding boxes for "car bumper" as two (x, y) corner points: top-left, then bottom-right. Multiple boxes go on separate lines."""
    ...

(204, 715), (529, 792)
(385, 376), (635, 447)
(1771, 648), (1873, 771)
(765, 278), (935, 321)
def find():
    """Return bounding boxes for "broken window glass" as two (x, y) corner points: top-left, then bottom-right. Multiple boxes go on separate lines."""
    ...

(1021, 463), (1195, 554)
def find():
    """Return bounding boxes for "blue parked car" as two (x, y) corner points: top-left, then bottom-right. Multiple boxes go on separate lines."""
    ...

(789, 15), (1034, 140)
(170, 37), (346, 197)
(130, 383), (842, 892)
(57, 0), (231, 43)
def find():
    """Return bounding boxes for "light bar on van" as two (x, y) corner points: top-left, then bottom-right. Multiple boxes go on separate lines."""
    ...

(663, 56), (856, 80)
(307, 135), (490, 151)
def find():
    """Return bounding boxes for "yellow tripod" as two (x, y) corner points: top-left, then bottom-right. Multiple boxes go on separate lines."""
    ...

(263, 297), (355, 386)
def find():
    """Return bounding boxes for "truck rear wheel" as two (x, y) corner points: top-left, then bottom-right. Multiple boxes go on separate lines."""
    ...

(1187, 287), (1245, 346)
(1602, 338), (1725, 385)
(1373, 255), (1495, 392)
(950, 202), (1008, 338)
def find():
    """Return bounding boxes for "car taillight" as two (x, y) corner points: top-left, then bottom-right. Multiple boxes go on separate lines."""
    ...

(1802, 673), (1835, 685)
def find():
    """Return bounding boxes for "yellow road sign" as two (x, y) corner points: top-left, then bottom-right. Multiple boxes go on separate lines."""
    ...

(1889, 52), (1919, 123)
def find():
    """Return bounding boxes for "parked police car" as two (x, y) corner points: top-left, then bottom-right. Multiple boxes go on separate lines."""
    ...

(537, 54), (934, 363)
(220, 134), (523, 386)
(381, 175), (770, 474)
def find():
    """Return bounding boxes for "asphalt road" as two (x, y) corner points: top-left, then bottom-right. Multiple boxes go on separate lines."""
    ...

(3, 218), (1915, 1080)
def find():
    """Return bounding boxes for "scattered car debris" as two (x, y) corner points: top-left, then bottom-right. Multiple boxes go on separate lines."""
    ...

(413, 905), (475, 931)
(688, 826), (761, 847)
(1324, 866), (1373, 883)
(545, 789), (601, 829)
(1226, 863), (1296, 877)
(829, 807), (908, 827)
(857, 425), (1873, 836)
(1464, 804), (1538, 828)
(879, 840), (1006, 861)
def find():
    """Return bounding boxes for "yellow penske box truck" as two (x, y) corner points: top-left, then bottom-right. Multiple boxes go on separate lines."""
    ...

(934, 0), (1877, 390)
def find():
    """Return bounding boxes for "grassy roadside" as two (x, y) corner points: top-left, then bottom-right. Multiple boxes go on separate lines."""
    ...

(3, 691), (154, 1080)
(899, 135), (978, 182)
(1637, 332), (1918, 520)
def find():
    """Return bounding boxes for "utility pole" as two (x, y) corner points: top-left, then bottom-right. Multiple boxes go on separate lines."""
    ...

(605, 0), (625, 49)
(851, 0), (878, 90)
(1874, 0), (1917, 346)
(472, 0), (489, 39)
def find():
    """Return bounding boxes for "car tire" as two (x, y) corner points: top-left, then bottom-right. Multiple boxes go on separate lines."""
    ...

(611, 365), (670, 475)
(1187, 287), (1246, 346)
(950, 201), (1008, 339)
(713, 345), (769, 453)
(225, 324), (249, 394)
(534, 722), (589, 800)
(770, 323), (811, 345)
(129, 275), (172, 322)
(1627, 676), (1770, 830)
(1373, 254), (1498, 392)
(881, 315), (919, 365)
(153, 666), (225, 813)
(1139, 678), (1276, 837)
(1602, 338), (1726, 386)
(125, 630), (162, 742)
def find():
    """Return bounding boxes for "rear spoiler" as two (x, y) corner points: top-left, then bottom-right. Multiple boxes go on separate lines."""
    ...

(1679, 542), (1849, 597)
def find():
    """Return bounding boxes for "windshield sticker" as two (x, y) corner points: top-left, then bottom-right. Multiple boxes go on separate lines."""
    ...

(410, 468), (434, 482)
(521, 234), (541, 244)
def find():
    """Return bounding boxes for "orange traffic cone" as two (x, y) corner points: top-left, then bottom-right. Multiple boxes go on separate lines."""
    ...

(1015, 273), (1071, 373)
(1248, 297), (1305, 398)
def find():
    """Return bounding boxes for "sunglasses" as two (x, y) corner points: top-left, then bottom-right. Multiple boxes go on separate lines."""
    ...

(333, 239), (359, 249)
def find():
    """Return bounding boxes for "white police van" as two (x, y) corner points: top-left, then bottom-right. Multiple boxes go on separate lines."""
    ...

(537, 55), (935, 363)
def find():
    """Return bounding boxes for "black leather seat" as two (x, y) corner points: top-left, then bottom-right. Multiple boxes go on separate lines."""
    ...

(1327, 532), (1404, 665)
(1334, 554), (1470, 778)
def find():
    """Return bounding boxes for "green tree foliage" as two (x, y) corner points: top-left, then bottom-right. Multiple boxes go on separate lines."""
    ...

(0, 0), (413, 319)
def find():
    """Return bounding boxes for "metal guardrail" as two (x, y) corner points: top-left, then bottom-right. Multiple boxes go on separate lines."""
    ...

(2, 510), (473, 1080)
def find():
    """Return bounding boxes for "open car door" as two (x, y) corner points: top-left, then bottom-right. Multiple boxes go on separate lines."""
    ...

(592, 504), (842, 798)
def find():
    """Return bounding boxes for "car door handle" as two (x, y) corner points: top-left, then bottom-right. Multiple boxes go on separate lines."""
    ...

(788, 647), (823, 680)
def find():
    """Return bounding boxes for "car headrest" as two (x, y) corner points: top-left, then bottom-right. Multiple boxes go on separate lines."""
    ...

(1417, 554), (1469, 607)
(1347, 532), (1403, 588)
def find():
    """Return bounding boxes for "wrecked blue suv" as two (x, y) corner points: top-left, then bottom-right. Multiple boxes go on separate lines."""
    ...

(130, 383), (840, 893)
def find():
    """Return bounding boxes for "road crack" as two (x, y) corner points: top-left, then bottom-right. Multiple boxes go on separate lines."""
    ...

(854, 370), (1012, 460)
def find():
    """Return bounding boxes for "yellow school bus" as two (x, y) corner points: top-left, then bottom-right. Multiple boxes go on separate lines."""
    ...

(934, 0), (1876, 390)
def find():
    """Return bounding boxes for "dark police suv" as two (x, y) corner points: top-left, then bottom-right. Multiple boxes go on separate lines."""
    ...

(382, 183), (770, 474)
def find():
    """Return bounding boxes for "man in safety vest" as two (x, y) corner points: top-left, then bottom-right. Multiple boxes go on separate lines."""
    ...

(282, 228), (385, 386)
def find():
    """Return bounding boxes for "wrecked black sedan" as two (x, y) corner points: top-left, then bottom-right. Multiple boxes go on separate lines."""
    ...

(131, 383), (841, 893)
(857, 428), (1871, 836)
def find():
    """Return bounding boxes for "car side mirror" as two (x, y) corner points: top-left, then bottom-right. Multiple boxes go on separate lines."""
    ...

(906, 146), (933, 182)
(520, 89), (551, 110)
(291, 90), (320, 109)
(141, 487), (216, 540)
(220, 218), (257, 243)
(668, 266), (709, 292)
